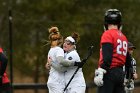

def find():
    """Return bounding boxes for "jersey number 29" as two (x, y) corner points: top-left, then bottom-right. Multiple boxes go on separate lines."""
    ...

(117, 39), (127, 56)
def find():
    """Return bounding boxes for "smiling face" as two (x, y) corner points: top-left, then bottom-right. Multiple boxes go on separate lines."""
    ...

(63, 40), (74, 52)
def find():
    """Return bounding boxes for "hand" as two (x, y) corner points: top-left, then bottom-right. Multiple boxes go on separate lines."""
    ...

(45, 57), (52, 69)
(45, 62), (51, 69)
(74, 59), (87, 68)
(133, 73), (138, 80)
(125, 79), (134, 91)
(74, 61), (84, 68)
(94, 68), (106, 86)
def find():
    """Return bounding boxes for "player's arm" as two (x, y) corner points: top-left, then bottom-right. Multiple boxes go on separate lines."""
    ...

(124, 52), (135, 91)
(125, 52), (133, 79)
(100, 43), (113, 70)
(51, 61), (67, 72)
(0, 52), (8, 76)
(56, 56), (83, 67)
(94, 43), (112, 86)
(56, 56), (75, 67)
(54, 49), (75, 67)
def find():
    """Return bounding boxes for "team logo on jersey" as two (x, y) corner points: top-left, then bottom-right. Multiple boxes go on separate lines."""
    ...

(68, 57), (72, 60)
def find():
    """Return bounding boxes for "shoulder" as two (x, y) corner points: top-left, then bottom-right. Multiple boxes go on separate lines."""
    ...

(102, 30), (112, 38)
(132, 57), (136, 62)
(69, 50), (79, 55)
(121, 32), (127, 39)
(69, 50), (80, 59)
(52, 46), (63, 51)
(101, 30), (114, 43)
(55, 47), (64, 53)
(67, 50), (80, 61)
(103, 29), (117, 35)
(49, 46), (64, 54)
(56, 46), (63, 50)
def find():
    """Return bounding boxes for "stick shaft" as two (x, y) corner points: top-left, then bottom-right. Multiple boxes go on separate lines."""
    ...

(63, 45), (93, 92)
(63, 67), (79, 92)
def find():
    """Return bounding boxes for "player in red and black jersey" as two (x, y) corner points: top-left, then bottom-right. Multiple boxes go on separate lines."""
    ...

(0, 47), (11, 93)
(94, 9), (130, 93)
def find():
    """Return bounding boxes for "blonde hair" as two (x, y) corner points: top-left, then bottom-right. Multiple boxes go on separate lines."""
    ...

(48, 27), (63, 47)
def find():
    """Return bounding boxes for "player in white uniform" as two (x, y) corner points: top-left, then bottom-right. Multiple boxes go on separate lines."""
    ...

(46, 27), (83, 93)
(46, 27), (77, 93)
(63, 33), (86, 93)
(47, 46), (65, 93)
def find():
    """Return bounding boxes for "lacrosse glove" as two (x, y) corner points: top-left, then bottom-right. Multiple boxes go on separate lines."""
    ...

(125, 79), (134, 91)
(94, 68), (106, 86)
(74, 61), (84, 68)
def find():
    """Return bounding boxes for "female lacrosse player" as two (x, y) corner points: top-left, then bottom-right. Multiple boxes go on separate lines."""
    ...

(62, 32), (86, 93)
(46, 27), (82, 93)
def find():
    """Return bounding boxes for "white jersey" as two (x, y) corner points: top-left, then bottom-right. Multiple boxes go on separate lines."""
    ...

(64, 50), (86, 92)
(47, 46), (65, 93)
(48, 46), (66, 73)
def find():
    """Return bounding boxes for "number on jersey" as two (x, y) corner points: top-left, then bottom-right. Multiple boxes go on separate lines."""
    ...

(117, 39), (127, 56)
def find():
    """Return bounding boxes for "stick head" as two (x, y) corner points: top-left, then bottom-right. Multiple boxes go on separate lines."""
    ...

(83, 45), (94, 61)
(88, 45), (94, 56)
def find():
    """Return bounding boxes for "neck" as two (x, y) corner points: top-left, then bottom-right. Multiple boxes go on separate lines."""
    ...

(66, 48), (75, 53)
(51, 41), (58, 47)
(108, 25), (118, 30)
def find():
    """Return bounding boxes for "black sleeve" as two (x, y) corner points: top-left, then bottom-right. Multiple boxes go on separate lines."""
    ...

(125, 52), (133, 79)
(0, 53), (8, 76)
(100, 43), (113, 70)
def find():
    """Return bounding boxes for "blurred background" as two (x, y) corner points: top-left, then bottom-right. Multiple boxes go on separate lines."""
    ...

(0, 0), (140, 93)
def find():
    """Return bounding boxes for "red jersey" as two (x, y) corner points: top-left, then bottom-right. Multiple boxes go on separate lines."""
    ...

(98, 29), (128, 68)
(0, 48), (10, 84)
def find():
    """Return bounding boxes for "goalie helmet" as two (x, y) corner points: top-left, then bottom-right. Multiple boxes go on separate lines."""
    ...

(104, 9), (122, 30)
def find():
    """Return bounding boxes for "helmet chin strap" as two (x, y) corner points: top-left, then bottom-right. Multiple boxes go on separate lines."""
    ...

(119, 25), (123, 31)
(103, 26), (107, 31)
